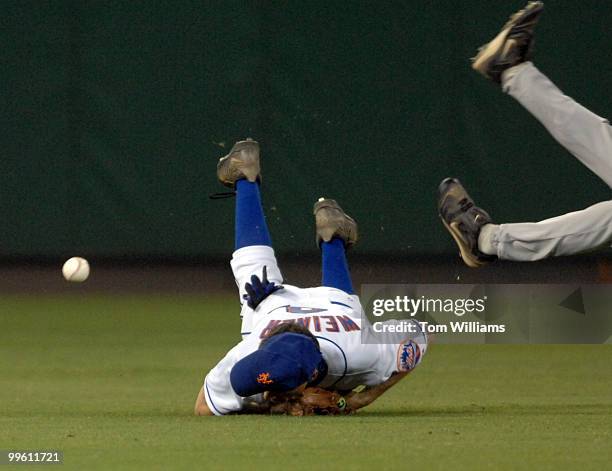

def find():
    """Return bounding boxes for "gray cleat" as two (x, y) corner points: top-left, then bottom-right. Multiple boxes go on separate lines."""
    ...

(472, 1), (544, 83)
(216, 138), (261, 188)
(438, 178), (496, 268)
(313, 198), (358, 248)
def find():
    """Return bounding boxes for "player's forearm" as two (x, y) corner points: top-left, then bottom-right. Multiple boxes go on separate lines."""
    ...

(194, 389), (273, 416)
(346, 372), (408, 410)
(229, 400), (274, 415)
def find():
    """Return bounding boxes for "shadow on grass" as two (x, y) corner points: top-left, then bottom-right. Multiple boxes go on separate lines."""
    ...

(4, 403), (610, 420)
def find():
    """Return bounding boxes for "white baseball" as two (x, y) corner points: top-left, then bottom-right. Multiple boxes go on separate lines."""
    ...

(62, 257), (90, 282)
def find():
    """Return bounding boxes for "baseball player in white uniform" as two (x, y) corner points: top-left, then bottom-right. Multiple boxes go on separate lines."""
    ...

(438, 1), (612, 267)
(194, 139), (427, 416)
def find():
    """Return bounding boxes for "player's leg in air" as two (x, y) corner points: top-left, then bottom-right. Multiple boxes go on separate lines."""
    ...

(313, 198), (358, 294)
(217, 138), (284, 333)
(438, 1), (612, 266)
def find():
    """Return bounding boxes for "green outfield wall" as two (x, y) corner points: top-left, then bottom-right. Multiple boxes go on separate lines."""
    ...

(2, 0), (611, 258)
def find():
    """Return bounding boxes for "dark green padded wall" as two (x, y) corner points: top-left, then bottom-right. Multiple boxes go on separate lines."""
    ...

(2, 1), (611, 257)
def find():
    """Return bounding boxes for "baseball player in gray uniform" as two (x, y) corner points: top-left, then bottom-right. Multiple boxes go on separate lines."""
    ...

(438, 1), (612, 267)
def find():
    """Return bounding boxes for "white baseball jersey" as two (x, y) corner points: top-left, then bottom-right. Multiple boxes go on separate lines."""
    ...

(202, 245), (428, 416)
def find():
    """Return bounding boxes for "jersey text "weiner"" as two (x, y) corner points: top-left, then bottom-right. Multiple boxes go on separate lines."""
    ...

(259, 316), (360, 338)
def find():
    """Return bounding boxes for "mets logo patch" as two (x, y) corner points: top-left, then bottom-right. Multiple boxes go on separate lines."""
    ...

(397, 341), (421, 372)
(256, 372), (274, 384)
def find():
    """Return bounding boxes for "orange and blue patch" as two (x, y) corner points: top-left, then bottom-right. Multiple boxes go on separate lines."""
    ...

(397, 341), (421, 372)
(256, 372), (274, 384)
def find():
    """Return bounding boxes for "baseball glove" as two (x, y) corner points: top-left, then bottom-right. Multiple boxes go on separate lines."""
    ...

(267, 387), (353, 416)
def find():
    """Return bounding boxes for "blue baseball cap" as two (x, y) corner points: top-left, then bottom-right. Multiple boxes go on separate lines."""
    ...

(230, 333), (324, 397)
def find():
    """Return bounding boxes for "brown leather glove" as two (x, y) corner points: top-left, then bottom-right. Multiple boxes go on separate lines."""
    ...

(267, 387), (353, 416)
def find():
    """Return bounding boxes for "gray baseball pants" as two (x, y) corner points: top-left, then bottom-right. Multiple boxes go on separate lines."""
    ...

(484, 62), (612, 261)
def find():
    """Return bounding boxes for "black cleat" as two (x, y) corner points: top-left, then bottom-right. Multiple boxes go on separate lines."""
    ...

(472, 1), (544, 83)
(438, 178), (496, 268)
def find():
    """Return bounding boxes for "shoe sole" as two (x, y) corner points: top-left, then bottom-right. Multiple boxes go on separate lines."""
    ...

(230, 139), (259, 155)
(440, 216), (486, 268)
(472, 26), (514, 75)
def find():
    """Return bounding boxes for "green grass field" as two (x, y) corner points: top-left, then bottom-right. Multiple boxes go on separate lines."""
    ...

(1, 295), (611, 470)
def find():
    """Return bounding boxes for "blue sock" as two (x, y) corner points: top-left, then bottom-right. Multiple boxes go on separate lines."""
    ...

(235, 179), (272, 250)
(321, 238), (354, 294)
